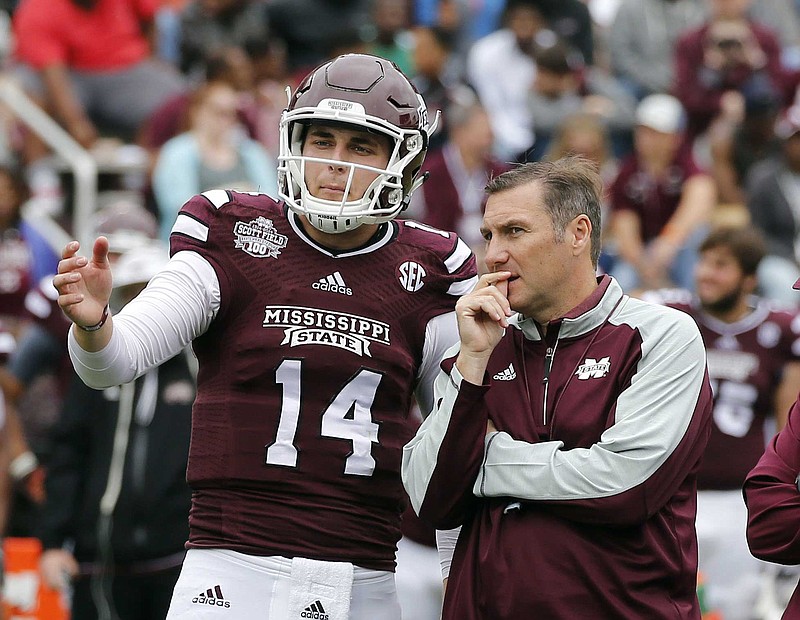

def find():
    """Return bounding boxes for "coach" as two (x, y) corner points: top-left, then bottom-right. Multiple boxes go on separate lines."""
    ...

(402, 157), (714, 619)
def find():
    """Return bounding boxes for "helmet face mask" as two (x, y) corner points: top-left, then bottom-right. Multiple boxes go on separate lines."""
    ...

(278, 54), (433, 234)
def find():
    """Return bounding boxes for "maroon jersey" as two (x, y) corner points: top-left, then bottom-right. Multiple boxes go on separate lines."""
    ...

(170, 190), (476, 571)
(609, 149), (705, 243)
(24, 275), (72, 343)
(744, 398), (800, 618)
(0, 232), (34, 320)
(667, 292), (800, 489)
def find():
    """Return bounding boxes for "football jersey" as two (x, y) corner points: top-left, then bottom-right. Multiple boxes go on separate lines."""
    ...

(665, 291), (800, 489)
(170, 190), (476, 571)
(0, 232), (34, 320)
(23, 275), (72, 344)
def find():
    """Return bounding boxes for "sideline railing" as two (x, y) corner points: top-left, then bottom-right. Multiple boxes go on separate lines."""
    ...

(0, 76), (97, 248)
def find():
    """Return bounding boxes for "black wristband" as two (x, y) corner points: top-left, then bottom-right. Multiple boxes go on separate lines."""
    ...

(76, 304), (110, 332)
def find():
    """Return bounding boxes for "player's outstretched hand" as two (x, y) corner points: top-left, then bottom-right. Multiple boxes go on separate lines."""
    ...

(53, 237), (113, 329)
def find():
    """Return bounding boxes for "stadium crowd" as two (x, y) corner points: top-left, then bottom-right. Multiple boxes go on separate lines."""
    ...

(3, 0), (800, 618)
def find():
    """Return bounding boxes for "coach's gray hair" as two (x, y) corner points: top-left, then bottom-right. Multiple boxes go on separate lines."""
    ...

(485, 156), (603, 266)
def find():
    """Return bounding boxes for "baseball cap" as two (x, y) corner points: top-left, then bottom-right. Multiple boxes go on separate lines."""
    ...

(112, 241), (169, 289)
(635, 94), (686, 134)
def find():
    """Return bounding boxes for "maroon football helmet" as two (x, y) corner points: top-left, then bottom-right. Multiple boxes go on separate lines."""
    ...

(278, 54), (436, 233)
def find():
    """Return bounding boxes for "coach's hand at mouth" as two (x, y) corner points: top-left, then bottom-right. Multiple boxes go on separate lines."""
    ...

(455, 271), (513, 385)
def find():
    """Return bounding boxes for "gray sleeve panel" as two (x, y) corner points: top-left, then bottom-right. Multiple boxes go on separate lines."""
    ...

(473, 300), (707, 501)
(402, 342), (463, 514)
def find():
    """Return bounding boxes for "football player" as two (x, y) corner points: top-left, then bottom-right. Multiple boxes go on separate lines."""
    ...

(645, 226), (800, 620)
(53, 54), (477, 620)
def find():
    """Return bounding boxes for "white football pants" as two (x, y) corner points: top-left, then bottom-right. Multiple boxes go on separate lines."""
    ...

(165, 549), (401, 619)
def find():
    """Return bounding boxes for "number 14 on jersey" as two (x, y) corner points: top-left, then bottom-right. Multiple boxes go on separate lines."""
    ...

(265, 359), (382, 476)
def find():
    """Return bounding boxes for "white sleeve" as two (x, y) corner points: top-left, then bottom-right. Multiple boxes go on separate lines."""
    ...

(68, 251), (220, 389)
(411, 313), (462, 580)
(435, 527), (460, 580)
(414, 311), (460, 417)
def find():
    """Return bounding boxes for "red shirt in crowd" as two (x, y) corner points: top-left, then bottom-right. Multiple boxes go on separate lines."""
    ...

(13, 0), (156, 71)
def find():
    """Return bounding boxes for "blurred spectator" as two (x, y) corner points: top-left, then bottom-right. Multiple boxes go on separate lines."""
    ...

(247, 37), (291, 158)
(410, 25), (467, 152)
(153, 0), (190, 66)
(413, 0), (506, 59)
(545, 112), (620, 188)
(151, 80), (276, 240)
(673, 0), (786, 144)
(466, 0), (545, 160)
(326, 26), (372, 59)
(266, 0), (372, 77)
(745, 104), (800, 305)
(11, 0), (186, 156)
(141, 45), (261, 155)
(521, 40), (636, 161)
(365, 0), (414, 76)
(544, 112), (620, 264)
(178, 0), (271, 80)
(608, 94), (717, 292)
(38, 242), (195, 620)
(608, 0), (705, 100)
(748, 0), (800, 71)
(646, 227), (800, 620)
(0, 163), (59, 335)
(407, 92), (510, 270)
(533, 0), (595, 66)
(708, 76), (782, 205)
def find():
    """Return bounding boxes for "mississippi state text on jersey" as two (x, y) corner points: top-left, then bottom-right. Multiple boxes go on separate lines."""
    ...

(170, 190), (477, 571)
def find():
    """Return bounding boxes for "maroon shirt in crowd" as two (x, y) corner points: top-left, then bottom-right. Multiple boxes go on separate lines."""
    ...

(673, 21), (785, 139)
(610, 148), (705, 243)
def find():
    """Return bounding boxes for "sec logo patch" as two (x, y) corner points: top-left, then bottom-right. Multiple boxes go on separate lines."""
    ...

(398, 261), (426, 292)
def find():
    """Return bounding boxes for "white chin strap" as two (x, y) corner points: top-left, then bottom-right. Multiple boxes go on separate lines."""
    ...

(305, 209), (365, 234)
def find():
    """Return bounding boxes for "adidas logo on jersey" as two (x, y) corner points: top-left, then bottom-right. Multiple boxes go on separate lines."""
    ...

(301, 600), (329, 619)
(192, 585), (231, 608)
(313, 271), (353, 296)
(493, 363), (517, 381)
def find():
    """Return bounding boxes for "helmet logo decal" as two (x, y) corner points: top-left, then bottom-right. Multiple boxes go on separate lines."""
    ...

(319, 98), (366, 115)
(398, 261), (426, 292)
(233, 217), (288, 259)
